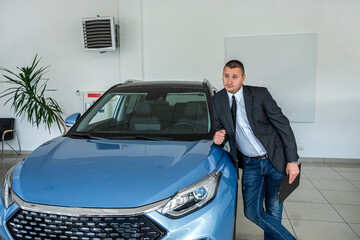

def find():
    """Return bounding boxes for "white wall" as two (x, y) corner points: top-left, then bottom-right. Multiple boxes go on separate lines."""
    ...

(119, 0), (143, 81)
(1, 0), (360, 159)
(137, 0), (360, 158)
(0, 0), (120, 151)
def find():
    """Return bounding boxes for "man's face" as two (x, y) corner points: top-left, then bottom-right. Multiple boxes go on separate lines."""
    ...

(222, 67), (245, 94)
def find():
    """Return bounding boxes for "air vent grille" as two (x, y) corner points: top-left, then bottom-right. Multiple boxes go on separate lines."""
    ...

(82, 17), (116, 51)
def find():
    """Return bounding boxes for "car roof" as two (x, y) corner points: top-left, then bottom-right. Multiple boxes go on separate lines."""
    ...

(111, 80), (211, 90)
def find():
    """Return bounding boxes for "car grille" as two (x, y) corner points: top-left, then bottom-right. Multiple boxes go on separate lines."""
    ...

(6, 209), (166, 240)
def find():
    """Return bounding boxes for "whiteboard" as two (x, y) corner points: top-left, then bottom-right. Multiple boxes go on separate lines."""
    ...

(225, 33), (317, 123)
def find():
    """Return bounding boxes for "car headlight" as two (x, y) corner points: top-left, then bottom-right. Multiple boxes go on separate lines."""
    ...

(158, 170), (222, 218)
(1, 166), (15, 209)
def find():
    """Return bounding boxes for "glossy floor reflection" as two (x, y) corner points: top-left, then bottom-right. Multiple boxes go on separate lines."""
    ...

(1, 154), (360, 240)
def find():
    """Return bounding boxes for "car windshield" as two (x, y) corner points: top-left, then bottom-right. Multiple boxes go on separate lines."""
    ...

(72, 87), (212, 141)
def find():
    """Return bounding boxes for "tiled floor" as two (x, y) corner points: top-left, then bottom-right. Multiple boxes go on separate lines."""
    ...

(236, 162), (360, 240)
(1, 154), (360, 240)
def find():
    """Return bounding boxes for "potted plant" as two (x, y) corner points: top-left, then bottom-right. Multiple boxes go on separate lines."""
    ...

(0, 55), (66, 134)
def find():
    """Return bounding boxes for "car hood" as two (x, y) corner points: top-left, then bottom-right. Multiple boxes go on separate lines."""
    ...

(12, 137), (224, 208)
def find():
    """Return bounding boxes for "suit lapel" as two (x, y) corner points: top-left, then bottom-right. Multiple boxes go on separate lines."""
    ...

(243, 86), (256, 131)
(220, 90), (236, 134)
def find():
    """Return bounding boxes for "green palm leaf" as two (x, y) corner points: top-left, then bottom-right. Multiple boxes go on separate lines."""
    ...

(0, 55), (65, 133)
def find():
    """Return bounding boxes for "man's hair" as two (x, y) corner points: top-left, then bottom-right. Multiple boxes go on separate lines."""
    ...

(224, 60), (245, 76)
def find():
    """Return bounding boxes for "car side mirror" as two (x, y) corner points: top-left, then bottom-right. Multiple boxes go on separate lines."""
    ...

(65, 113), (81, 127)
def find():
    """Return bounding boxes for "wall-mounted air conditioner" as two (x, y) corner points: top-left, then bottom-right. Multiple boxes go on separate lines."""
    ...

(82, 16), (119, 52)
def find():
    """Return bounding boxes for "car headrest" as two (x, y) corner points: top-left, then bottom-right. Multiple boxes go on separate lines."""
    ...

(135, 102), (152, 117)
(184, 102), (204, 118)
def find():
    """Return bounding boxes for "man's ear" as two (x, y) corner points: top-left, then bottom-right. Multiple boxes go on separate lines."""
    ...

(242, 74), (246, 84)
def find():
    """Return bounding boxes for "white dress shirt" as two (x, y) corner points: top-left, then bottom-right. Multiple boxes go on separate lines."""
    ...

(227, 87), (267, 157)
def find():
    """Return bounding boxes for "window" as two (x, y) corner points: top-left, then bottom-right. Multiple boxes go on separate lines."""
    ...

(74, 88), (212, 140)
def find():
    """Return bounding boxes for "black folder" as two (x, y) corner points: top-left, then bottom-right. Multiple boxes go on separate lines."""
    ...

(278, 163), (301, 204)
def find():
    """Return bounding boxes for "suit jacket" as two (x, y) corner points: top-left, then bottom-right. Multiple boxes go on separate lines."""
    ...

(211, 85), (299, 175)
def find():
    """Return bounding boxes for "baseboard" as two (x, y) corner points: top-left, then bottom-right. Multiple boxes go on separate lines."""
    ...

(299, 157), (360, 164)
(2, 150), (32, 155)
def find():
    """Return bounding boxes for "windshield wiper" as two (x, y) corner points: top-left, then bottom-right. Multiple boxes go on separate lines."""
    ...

(105, 136), (173, 141)
(134, 136), (173, 141)
(70, 133), (105, 140)
(70, 133), (173, 141)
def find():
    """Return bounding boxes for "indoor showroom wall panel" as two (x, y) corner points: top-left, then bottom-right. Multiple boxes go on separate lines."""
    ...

(1, 0), (359, 160)
(140, 0), (360, 158)
(0, 0), (120, 151)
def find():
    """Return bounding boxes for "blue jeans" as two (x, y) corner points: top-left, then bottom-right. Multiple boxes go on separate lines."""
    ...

(242, 156), (296, 240)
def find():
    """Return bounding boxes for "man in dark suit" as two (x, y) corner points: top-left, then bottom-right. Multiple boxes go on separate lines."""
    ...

(212, 60), (299, 240)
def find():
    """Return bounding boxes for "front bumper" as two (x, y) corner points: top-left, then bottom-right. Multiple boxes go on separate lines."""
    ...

(0, 160), (237, 240)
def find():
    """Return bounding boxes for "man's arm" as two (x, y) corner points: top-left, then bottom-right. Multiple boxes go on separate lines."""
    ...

(263, 88), (299, 183)
(211, 97), (227, 147)
(262, 88), (298, 162)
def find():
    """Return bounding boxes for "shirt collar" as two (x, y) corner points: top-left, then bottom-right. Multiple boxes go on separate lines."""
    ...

(226, 86), (243, 103)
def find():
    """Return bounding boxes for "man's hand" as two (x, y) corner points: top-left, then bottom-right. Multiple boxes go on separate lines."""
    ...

(286, 163), (300, 184)
(213, 129), (226, 145)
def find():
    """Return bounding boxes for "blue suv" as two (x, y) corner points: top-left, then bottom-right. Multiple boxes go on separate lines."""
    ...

(0, 80), (238, 240)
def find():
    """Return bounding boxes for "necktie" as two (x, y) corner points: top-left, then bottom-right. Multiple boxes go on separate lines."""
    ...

(231, 95), (237, 130)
